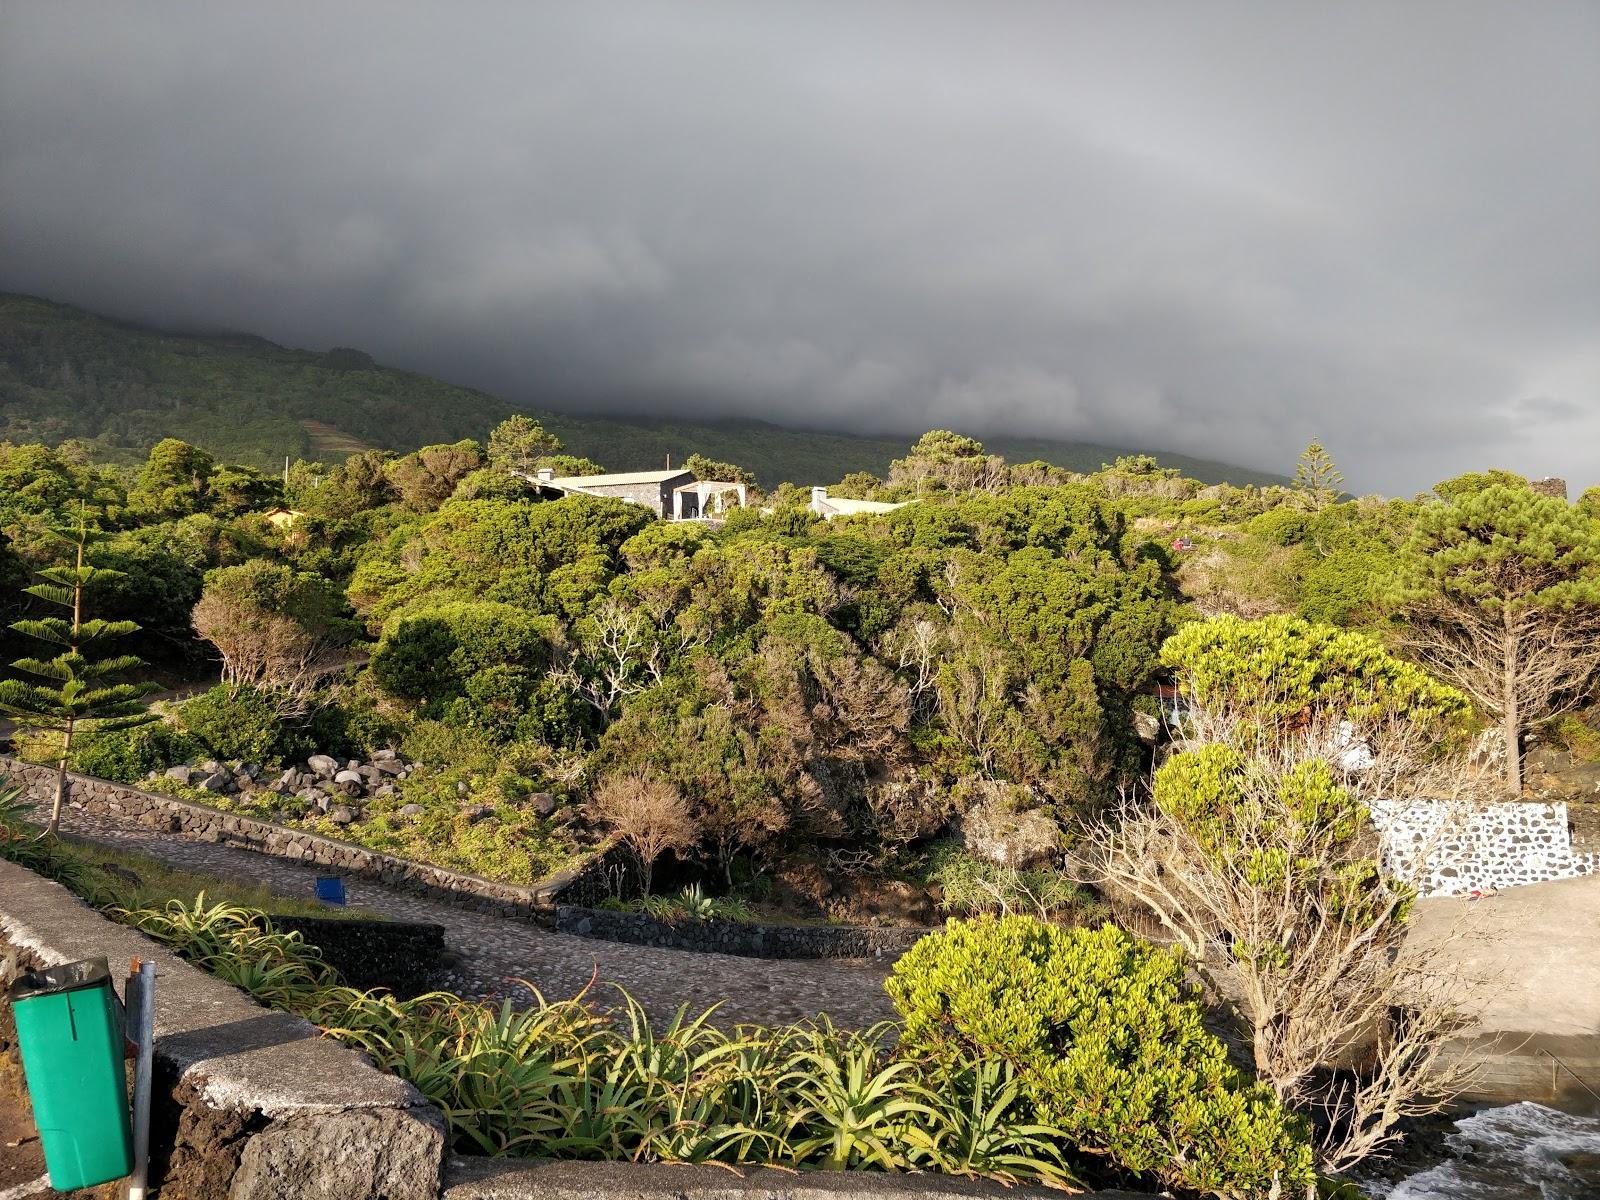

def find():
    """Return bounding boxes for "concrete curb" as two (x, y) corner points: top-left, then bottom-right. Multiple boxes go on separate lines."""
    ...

(0, 858), (445, 1199)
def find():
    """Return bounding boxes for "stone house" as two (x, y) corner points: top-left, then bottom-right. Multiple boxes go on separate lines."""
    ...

(527, 468), (748, 521)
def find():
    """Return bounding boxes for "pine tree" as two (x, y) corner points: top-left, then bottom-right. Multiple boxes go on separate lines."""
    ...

(1292, 439), (1344, 509)
(0, 505), (158, 834)
(1390, 479), (1600, 793)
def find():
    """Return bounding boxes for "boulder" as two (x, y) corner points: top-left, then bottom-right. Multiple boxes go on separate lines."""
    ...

(334, 769), (365, 787)
(1132, 711), (1162, 744)
(165, 765), (194, 785)
(463, 804), (493, 823)
(238, 761), (260, 780)
(954, 786), (1063, 869)
(398, 804), (425, 819)
(197, 771), (230, 793)
(307, 754), (340, 778)
(200, 760), (222, 774)
(373, 759), (405, 777)
(328, 805), (357, 825)
(278, 768), (299, 789)
(372, 748), (399, 762)
(530, 791), (558, 817)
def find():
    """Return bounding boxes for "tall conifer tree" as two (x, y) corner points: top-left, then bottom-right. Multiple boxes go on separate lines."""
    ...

(0, 504), (158, 834)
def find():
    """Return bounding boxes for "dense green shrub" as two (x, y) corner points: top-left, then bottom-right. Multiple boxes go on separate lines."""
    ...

(887, 916), (1314, 1197)
(178, 685), (308, 764)
(370, 600), (554, 711)
(70, 721), (203, 783)
(1161, 613), (1470, 733)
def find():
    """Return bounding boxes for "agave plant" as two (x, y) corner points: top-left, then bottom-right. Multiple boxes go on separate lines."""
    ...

(677, 883), (718, 920)
(901, 1059), (1081, 1189)
(780, 1020), (936, 1171)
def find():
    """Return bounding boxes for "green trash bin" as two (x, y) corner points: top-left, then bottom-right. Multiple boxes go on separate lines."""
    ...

(8, 957), (134, 1189)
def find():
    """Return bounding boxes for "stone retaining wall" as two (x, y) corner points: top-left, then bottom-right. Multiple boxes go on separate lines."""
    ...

(0, 755), (619, 919)
(1370, 798), (1600, 896)
(272, 915), (445, 997)
(0, 858), (446, 1199)
(556, 905), (933, 960)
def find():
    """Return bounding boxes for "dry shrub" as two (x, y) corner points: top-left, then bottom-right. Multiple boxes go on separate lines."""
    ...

(588, 773), (698, 894)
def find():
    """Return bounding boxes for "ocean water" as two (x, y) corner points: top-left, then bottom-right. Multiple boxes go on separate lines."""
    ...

(1383, 1103), (1600, 1200)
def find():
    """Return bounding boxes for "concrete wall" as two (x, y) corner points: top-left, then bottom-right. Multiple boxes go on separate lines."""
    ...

(0, 858), (446, 1199)
(557, 906), (932, 960)
(1370, 798), (1600, 896)
(0, 755), (620, 919)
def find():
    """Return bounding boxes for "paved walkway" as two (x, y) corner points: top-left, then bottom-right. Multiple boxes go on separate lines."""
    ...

(38, 801), (898, 1031)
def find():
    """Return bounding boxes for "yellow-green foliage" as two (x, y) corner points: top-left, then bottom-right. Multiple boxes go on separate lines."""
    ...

(1549, 713), (1600, 763)
(1161, 613), (1470, 733)
(1152, 747), (1410, 941)
(887, 916), (1314, 1198)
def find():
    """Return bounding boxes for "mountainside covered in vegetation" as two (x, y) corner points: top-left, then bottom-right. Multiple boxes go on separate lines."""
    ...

(0, 293), (1283, 487)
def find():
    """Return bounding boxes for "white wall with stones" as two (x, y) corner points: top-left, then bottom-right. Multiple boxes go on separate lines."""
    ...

(1369, 799), (1600, 896)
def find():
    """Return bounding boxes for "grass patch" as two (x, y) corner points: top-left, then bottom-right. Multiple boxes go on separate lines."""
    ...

(2, 782), (367, 919)
(58, 837), (370, 920)
(299, 417), (373, 456)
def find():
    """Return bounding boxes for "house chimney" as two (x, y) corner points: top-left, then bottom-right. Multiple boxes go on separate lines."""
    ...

(1530, 477), (1568, 501)
(811, 486), (828, 504)
(536, 467), (555, 483)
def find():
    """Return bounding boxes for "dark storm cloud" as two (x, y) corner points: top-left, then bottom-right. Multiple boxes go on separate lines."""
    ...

(2, 1), (1596, 492)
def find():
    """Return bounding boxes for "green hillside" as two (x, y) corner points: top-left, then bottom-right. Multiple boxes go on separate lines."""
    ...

(0, 292), (1283, 486)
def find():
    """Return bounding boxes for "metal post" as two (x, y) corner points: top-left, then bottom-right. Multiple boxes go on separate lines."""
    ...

(123, 959), (155, 1200)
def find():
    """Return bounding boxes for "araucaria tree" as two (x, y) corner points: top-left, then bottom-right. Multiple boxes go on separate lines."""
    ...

(1093, 615), (1479, 1175)
(1390, 477), (1600, 794)
(1292, 438), (1344, 510)
(0, 507), (158, 834)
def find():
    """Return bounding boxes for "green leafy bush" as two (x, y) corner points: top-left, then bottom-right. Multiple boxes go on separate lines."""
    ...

(178, 685), (310, 764)
(922, 842), (1104, 922)
(1161, 613), (1470, 733)
(371, 601), (553, 711)
(1548, 712), (1600, 763)
(69, 721), (203, 783)
(887, 916), (1314, 1197)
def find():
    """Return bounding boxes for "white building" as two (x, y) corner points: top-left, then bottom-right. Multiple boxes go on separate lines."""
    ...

(808, 487), (916, 520)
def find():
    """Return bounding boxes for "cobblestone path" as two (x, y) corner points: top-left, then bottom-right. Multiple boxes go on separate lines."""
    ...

(39, 800), (898, 1030)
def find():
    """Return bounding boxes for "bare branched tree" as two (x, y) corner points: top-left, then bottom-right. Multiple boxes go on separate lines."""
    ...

(876, 614), (947, 716)
(1396, 601), (1600, 795)
(1088, 705), (1485, 1174)
(588, 772), (698, 895)
(555, 599), (653, 721)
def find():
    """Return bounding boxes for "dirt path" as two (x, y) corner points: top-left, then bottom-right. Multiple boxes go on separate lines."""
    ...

(34, 801), (898, 1031)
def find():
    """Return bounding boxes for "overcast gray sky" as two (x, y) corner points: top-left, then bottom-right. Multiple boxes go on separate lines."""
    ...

(2, 1), (1596, 492)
